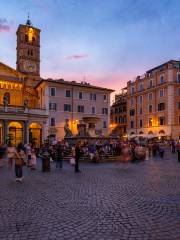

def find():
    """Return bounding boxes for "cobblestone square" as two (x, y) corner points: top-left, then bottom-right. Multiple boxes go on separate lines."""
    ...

(0, 152), (180, 240)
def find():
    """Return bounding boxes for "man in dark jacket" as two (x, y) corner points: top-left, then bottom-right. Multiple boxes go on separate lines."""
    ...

(75, 142), (81, 173)
(55, 142), (63, 169)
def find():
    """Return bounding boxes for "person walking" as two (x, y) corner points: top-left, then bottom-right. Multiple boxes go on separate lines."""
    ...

(55, 142), (63, 169)
(75, 142), (81, 173)
(31, 148), (37, 170)
(14, 144), (26, 182)
(6, 142), (16, 169)
(26, 143), (32, 167)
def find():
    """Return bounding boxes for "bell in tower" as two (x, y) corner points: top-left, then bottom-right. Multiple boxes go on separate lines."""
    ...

(16, 16), (41, 86)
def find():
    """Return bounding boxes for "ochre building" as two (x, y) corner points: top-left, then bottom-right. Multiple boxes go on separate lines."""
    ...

(127, 60), (180, 140)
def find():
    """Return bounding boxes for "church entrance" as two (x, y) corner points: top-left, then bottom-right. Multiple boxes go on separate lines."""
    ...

(29, 123), (42, 147)
(8, 122), (23, 146)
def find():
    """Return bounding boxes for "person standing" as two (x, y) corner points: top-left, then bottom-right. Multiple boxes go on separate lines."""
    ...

(6, 142), (16, 169)
(75, 142), (81, 173)
(31, 148), (37, 170)
(55, 142), (63, 169)
(14, 144), (26, 182)
(26, 143), (32, 167)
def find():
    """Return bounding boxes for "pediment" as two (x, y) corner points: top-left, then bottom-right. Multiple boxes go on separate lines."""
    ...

(0, 62), (24, 78)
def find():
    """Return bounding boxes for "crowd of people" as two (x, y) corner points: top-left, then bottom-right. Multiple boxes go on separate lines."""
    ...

(0, 138), (179, 183)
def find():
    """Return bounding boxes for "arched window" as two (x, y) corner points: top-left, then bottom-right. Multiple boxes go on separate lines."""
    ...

(159, 130), (165, 135)
(3, 92), (10, 104)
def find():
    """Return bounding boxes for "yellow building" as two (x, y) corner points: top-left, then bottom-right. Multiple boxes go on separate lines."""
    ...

(0, 18), (48, 146)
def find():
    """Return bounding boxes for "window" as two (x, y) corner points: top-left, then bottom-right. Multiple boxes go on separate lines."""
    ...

(49, 103), (57, 111)
(119, 117), (122, 124)
(123, 106), (126, 112)
(130, 121), (134, 128)
(50, 87), (56, 96)
(159, 89), (164, 98)
(64, 104), (71, 112)
(138, 95), (143, 104)
(50, 118), (55, 126)
(178, 102), (180, 109)
(139, 119), (143, 128)
(177, 73), (180, 83)
(90, 93), (96, 101)
(77, 105), (84, 113)
(119, 107), (122, 113)
(149, 79), (153, 88)
(160, 75), (164, 84)
(79, 92), (83, 99)
(159, 116), (165, 126)
(149, 105), (152, 113)
(148, 93), (153, 101)
(115, 117), (118, 123)
(25, 34), (28, 42)
(149, 118), (152, 127)
(158, 103), (165, 111)
(66, 90), (71, 97)
(103, 94), (107, 101)
(130, 98), (134, 106)
(103, 121), (107, 129)
(131, 87), (135, 94)
(139, 83), (143, 91)
(92, 107), (96, 114)
(139, 107), (142, 114)
(130, 109), (135, 116)
(178, 88), (180, 96)
(102, 108), (108, 115)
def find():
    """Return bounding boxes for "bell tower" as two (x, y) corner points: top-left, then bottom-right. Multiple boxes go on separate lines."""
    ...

(16, 16), (41, 85)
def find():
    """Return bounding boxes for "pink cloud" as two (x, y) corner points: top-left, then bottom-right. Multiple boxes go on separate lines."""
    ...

(0, 18), (10, 32)
(66, 54), (88, 60)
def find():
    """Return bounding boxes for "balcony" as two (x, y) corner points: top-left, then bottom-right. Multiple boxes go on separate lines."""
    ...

(0, 105), (48, 116)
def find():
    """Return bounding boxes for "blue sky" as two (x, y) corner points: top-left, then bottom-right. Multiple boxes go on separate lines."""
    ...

(1, 0), (180, 93)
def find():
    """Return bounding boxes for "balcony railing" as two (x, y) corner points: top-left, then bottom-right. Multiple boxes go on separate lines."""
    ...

(0, 105), (48, 116)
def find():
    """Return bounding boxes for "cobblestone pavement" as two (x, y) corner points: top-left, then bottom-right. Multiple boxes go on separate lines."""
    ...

(0, 151), (180, 240)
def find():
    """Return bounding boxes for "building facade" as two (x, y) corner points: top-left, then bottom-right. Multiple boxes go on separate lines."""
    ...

(127, 60), (180, 140)
(36, 79), (113, 140)
(110, 89), (127, 138)
(0, 18), (113, 145)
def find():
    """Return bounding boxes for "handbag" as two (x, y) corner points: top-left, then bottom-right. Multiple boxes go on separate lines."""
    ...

(70, 157), (75, 165)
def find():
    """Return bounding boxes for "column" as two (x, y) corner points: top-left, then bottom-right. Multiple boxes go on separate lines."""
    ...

(3, 120), (8, 144)
(24, 120), (29, 145)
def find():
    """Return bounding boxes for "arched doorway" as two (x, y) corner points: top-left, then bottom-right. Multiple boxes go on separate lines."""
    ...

(29, 123), (42, 147)
(8, 122), (23, 146)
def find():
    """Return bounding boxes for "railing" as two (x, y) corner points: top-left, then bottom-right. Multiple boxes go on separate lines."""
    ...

(0, 105), (48, 115)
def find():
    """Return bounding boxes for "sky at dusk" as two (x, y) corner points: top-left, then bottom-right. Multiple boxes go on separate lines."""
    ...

(1, 0), (180, 95)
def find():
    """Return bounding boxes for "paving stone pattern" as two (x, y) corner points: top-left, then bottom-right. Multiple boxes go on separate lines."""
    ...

(0, 152), (180, 240)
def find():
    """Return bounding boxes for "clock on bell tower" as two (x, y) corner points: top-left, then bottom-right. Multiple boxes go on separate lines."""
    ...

(16, 17), (40, 85)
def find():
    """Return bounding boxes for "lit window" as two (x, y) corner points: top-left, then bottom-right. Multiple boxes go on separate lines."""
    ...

(149, 118), (153, 127)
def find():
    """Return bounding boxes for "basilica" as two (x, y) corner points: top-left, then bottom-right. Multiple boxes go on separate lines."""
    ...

(0, 18), (113, 146)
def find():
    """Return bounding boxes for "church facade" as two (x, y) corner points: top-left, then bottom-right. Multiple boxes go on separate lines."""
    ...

(0, 18), (113, 146)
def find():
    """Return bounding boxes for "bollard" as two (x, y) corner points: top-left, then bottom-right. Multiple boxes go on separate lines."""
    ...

(42, 151), (50, 172)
